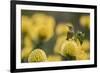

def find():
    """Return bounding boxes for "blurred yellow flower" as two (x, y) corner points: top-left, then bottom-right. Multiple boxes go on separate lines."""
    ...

(56, 23), (70, 36)
(28, 13), (55, 42)
(43, 16), (55, 41)
(46, 16), (55, 29)
(81, 40), (90, 52)
(54, 36), (66, 54)
(32, 13), (47, 26)
(75, 50), (89, 60)
(21, 47), (33, 60)
(80, 15), (90, 29)
(38, 26), (54, 41)
(28, 49), (47, 62)
(23, 36), (33, 48)
(47, 55), (62, 62)
(21, 16), (32, 33)
(27, 25), (40, 41)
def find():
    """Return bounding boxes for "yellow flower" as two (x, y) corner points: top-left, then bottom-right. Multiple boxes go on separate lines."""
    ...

(75, 39), (82, 50)
(38, 16), (55, 41)
(81, 40), (90, 52)
(21, 16), (32, 33)
(75, 50), (89, 60)
(61, 40), (78, 57)
(80, 15), (90, 29)
(23, 36), (33, 48)
(28, 49), (47, 62)
(54, 36), (67, 54)
(56, 23), (70, 36)
(47, 55), (62, 62)
(27, 25), (40, 41)
(46, 16), (55, 29)
(30, 13), (55, 42)
(60, 39), (90, 60)
(38, 26), (54, 41)
(21, 47), (33, 60)
(32, 13), (47, 26)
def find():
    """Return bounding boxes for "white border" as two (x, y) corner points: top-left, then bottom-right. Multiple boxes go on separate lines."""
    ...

(16, 4), (94, 69)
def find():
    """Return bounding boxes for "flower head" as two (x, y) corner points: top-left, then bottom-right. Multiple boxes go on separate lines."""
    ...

(80, 15), (90, 29)
(32, 13), (47, 25)
(23, 36), (32, 48)
(61, 40), (78, 57)
(81, 40), (90, 52)
(21, 16), (32, 33)
(28, 49), (47, 62)
(75, 50), (89, 60)
(30, 13), (55, 42)
(21, 47), (32, 61)
(54, 36), (66, 54)
(56, 23), (70, 36)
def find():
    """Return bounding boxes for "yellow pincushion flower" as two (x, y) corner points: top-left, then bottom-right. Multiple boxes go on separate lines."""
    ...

(61, 40), (78, 57)
(56, 24), (70, 36)
(21, 16), (32, 33)
(47, 55), (62, 62)
(28, 49), (47, 62)
(21, 47), (32, 60)
(75, 50), (89, 60)
(80, 15), (90, 29)
(81, 40), (90, 52)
